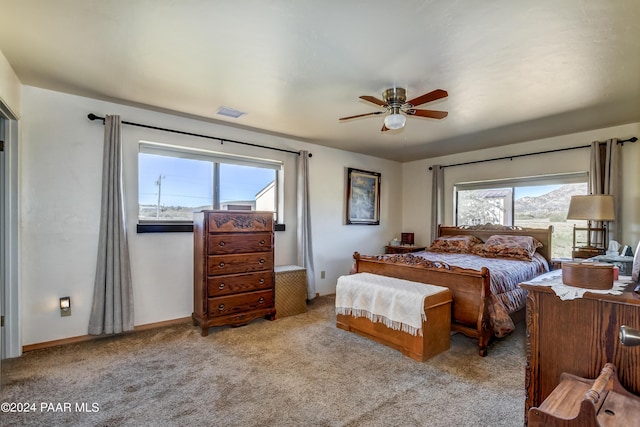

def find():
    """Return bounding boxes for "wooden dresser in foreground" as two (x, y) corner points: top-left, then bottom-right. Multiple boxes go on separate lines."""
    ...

(192, 210), (276, 336)
(521, 281), (640, 424)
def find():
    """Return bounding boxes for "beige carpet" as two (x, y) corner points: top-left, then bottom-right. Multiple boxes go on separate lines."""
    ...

(1, 296), (526, 426)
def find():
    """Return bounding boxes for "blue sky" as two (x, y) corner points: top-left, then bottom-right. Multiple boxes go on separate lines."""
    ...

(139, 154), (275, 207)
(140, 153), (566, 207)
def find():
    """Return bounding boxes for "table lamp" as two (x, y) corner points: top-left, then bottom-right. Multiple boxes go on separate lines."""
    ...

(567, 195), (615, 258)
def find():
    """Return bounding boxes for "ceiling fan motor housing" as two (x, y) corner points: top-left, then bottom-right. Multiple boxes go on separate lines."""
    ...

(382, 88), (407, 107)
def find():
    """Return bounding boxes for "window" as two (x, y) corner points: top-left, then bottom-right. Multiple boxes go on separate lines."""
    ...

(138, 142), (282, 227)
(455, 173), (588, 258)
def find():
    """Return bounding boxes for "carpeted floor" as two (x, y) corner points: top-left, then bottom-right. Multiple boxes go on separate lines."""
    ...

(1, 295), (526, 426)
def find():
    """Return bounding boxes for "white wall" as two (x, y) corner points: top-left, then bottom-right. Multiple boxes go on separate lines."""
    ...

(403, 122), (640, 247)
(19, 86), (402, 346)
(0, 49), (21, 118)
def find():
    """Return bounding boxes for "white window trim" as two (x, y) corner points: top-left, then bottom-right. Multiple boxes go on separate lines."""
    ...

(454, 172), (589, 226)
(454, 172), (588, 192)
(139, 141), (283, 170)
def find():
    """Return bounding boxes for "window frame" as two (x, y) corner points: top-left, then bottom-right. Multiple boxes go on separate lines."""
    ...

(454, 172), (589, 257)
(454, 172), (588, 226)
(137, 141), (284, 233)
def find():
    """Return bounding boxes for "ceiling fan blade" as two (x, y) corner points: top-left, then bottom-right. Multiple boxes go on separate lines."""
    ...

(359, 95), (388, 107)
(406, 89), (448, 107)
(406, 109), (448, 119)
(339, 111), (384, 121)
(381, 123), (389, 132)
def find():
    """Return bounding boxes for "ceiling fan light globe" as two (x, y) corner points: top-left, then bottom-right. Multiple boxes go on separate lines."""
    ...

(384, 113), (406, 130)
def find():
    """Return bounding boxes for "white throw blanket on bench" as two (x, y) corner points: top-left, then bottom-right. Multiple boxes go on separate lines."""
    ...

(336, 272), (446, 336)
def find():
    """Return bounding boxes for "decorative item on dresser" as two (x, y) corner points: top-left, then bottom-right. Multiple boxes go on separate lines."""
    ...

(401, 232), (415, 246)
(520, 275), (640, 424)
(192, 210), (276, 336)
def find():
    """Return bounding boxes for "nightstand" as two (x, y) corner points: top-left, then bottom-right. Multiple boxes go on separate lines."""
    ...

(384, 245), (426, 254)
(550, 258), (572, 271)
(592, 255), (634, 275)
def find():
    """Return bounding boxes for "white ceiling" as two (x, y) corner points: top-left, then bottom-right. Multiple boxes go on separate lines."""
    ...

(1, 0), (639, 162)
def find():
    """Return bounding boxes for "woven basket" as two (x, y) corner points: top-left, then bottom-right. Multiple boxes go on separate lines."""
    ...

(275, 265), (307, 318)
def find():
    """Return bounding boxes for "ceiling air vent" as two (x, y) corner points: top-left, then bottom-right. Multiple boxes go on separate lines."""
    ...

(216, 106), (247, 119)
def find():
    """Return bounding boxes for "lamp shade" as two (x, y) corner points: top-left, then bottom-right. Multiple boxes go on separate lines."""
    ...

(567, 195), (615, 221)
(384, 113), (406, 130)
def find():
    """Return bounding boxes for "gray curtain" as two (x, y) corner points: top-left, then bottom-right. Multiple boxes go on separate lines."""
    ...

(589, 139), (622, 244)
(88, 115), (134, 335)
(297, 150), (316, 300)
(430, 165), (444, 243)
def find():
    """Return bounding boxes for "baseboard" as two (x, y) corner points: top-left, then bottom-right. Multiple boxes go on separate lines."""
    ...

(22, 316), (192, 353)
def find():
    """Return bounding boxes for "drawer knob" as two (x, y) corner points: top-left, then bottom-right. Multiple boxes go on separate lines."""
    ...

(259, 239), (266, 245)
(218, 241), (225, 247)
(218, 283), (225, 290)
(218, 262), (225, 268)
(259, 259), (265, 264)
(259, 278), (265, 284)
(218, 304), (225, 311)
(258, 297), (265, 304)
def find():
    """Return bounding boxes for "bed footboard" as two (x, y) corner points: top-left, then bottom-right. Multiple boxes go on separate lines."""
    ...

(353, 252), (493, 356)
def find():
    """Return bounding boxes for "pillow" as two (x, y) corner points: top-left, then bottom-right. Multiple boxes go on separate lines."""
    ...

(428, 235), (483, 254)
(475, 235), (542, 261)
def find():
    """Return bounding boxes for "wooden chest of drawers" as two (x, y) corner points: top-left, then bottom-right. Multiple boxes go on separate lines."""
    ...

(192, 210), (276, 336)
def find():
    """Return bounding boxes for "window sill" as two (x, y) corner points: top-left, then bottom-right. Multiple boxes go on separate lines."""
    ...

(136, 223), (286, 233)
(137, 223), (193, 233)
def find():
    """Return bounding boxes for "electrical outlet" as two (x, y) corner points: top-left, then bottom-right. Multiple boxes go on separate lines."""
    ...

(321, 270), (326, 279)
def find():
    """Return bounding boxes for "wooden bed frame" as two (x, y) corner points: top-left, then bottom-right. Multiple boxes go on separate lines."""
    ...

(353, 224), (553, 356)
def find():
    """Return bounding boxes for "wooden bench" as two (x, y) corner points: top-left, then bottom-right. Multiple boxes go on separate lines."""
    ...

(335, 273), (452, 362)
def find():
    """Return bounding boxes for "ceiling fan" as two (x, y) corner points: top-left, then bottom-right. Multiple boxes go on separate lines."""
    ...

(339, 87), (448, 131)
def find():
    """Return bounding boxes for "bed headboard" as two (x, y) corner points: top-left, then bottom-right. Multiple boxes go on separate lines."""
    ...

(437, 224), (554, 263)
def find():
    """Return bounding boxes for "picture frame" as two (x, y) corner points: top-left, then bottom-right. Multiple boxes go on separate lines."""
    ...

(346, 167), (381, 225)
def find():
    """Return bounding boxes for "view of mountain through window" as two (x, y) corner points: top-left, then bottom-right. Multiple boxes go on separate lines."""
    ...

(456, 182), (588, 258)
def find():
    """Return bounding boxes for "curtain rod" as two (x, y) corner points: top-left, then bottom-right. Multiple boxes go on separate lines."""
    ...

(87, 113), (311, 157)
(428, 137), (637, 170)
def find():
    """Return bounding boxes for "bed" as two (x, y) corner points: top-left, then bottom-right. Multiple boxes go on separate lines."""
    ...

(352, 224), (553, 356)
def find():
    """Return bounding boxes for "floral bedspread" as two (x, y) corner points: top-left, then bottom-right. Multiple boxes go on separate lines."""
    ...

(378, 251), (549, 337)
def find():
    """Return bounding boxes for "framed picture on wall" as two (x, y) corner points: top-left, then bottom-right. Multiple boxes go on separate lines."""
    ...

(346, 167), (381, 225)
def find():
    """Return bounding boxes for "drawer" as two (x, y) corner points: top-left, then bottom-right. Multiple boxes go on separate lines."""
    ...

(207, 253), (274, 276)
(207, 212), (273, 233)
(208, 290), (274, 317)
(207, 233), (272, 254)
(207, 271), (273, 297)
